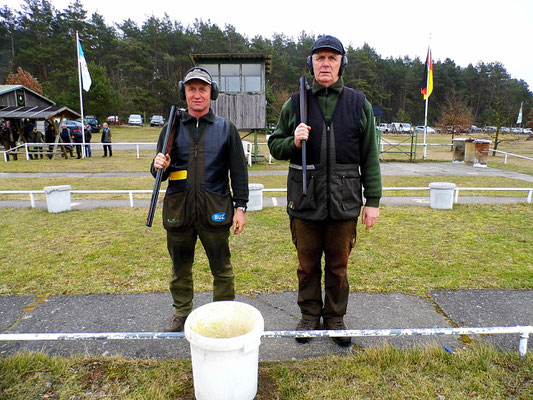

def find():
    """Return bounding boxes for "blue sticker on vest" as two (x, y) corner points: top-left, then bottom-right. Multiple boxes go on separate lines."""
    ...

(211, 212), (226, 222)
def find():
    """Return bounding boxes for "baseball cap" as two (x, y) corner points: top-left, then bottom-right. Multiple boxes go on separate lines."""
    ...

(183, 67), (212, 84)
(311, 35), (345, 55)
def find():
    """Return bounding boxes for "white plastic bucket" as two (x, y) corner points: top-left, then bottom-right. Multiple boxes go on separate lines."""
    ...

(248, 183), (264, 211)
(44, 185), (71, 213)
(184, 301), (264, 400)
(429, 182), (456, 209)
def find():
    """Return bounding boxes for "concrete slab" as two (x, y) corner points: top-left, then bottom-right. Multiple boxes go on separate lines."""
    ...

(0, 295), (38, 331)
(430, 289), (533, 351)
(0, 293), (181, 358)
(257, 292), (458, 359)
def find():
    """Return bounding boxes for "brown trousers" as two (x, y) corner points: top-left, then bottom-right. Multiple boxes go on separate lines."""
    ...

(290, 218), (357, 323)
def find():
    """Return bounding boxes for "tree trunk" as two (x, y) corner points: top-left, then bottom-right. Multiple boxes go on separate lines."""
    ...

(492, 129), (499, 156)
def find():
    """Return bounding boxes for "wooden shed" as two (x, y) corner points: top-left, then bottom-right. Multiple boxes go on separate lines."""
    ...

(0, 85), (55, 108)
(190, 53), (272, 131)
(0, 85), (81, 159)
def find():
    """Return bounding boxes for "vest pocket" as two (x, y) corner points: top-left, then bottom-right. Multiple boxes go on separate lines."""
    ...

(163, 190), (192, 231)
(338, 169), (362, 213)
(202, 189), (234, 230)
(287, 167), (317, 212)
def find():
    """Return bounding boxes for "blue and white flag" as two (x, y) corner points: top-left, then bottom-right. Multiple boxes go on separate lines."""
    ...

(78, 38), (92, 91)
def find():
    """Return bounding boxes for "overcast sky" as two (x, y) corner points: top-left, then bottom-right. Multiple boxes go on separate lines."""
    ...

(5, 0), (533, 89)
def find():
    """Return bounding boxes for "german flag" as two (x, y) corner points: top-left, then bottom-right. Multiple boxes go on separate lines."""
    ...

(421, 48), (433, 99)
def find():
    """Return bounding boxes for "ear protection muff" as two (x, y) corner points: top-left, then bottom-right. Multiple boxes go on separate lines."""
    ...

(179, 67), (219, 100)
(306, 54), (348, 76)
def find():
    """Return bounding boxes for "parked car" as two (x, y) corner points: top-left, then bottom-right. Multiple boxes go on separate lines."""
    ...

(415, 125), (435, 134)
(511, 127), (523, 134)
(500, 127), (511, 133)
(106, 115), (123, 125)
(470, 125), (482, 132)
(128, 114), (143, 126)
(484, 126), (496, 132)
(397, 122), (413, 133)
(445, 125), (468, 134)
(378, 123), (393, 132)
(523, 128), (532, 135)
(150, 115), (165, 127)
(85, 115), (100, 132)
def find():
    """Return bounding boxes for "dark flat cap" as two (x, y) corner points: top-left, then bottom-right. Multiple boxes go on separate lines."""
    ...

(311, 35), (345, 55)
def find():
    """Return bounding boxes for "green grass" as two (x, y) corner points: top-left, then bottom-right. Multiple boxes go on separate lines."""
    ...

(1, 344), (531, 399)
(1, 205), (531, 296)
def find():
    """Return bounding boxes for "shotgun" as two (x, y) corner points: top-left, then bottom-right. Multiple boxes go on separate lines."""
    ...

(146, 106), (180, 227)
(299, 76), (308, 196)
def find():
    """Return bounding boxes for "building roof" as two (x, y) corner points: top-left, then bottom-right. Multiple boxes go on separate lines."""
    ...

(0, 105), (80, 120)
(0, 84), (56, 106)
(190, 53), (273, 74)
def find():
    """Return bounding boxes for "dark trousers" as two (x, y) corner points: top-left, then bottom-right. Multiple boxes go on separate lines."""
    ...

(103, 144), (112, 156)
(167, 224), (234, 317)
(3, 141), (17, 160)
(290, 218), (357, 323)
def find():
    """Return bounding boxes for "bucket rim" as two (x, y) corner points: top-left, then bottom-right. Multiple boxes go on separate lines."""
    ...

(428, 182), (456, 189)
(184, 301), (264, 352)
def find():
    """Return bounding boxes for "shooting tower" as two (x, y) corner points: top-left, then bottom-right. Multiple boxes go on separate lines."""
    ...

(190, 53), (272, 130)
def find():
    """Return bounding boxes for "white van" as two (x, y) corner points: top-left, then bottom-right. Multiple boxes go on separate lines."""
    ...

(128, 114), (143, 126)
(398, 123), (413, 133)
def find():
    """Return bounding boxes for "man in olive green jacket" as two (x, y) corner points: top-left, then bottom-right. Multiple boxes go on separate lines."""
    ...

(268, 35), (382, 347)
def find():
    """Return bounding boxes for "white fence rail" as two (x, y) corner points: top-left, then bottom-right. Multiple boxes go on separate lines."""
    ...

(266, 186), (533, 204)
(489, 149), (533, 163)
(1, 186), (532, 208)
(0, 189), (164, 208)
(379, 142), (533, 163)
(2, 142), (157, 161)
(4, 143), (533, 164)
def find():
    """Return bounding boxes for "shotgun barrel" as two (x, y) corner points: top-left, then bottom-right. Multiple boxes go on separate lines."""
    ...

(299, 76), (308, 196)
(146, 106), (178, 227)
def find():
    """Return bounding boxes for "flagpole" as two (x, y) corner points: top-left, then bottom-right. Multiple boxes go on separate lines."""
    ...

(423, 67), (429, 160)
(76, 31), (86, 158)
(423, 40), (431, 161)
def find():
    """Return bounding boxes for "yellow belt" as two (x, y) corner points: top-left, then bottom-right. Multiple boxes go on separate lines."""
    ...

(169, 170), (187, 180)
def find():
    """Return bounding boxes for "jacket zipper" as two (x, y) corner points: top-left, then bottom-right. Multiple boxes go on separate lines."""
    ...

(194, 118), (199, 221)
(326, 124), (331, 205)
(324, 88), (331, 207)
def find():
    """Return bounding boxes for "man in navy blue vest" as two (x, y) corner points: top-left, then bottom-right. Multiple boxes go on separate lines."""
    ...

(269, 36), (382, 346)
(152, 68), (249, 332)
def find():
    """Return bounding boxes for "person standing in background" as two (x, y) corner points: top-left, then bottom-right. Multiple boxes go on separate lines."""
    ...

(101, 122), (112, 157)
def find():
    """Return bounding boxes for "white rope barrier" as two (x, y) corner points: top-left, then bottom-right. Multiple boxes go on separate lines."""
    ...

(0, 326), (530, 356)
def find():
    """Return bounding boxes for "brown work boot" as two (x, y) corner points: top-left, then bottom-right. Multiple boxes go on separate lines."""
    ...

(164, 315), (187, 332)
(295, 318), (319, 343)
(323, 320), (352, 347)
